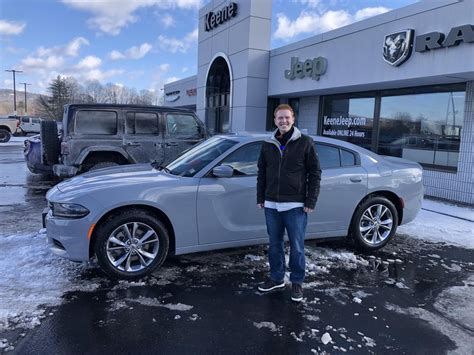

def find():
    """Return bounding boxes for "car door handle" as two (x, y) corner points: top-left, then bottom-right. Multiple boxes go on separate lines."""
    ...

(166, 142), (178, 146)
(350, 176), (362, 182)
(126, 142), (140, 146)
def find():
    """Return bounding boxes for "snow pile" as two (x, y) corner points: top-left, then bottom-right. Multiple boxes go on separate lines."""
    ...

(0, 231), (100, 330)
(399, 200), (474, 249)
(253, 321), (281, 333)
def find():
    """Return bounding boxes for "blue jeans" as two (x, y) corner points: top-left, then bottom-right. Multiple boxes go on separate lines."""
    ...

(264, 207), (307, 285)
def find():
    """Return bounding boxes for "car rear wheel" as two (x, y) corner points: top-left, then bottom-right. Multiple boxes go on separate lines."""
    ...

(0, 128), (11, 143)
(351, 196), (398, 251)
(94, 210), (169, 279)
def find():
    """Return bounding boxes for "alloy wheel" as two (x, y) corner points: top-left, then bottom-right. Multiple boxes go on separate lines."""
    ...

(359, 204), (393, 245)
(106, 222), (160, 272)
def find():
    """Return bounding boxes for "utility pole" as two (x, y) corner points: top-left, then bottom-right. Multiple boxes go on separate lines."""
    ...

(20, 82), (32, 115)
(5, 69), (23, 115)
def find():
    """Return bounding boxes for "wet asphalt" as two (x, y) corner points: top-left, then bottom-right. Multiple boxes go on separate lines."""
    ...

(1, 141), (473, 354)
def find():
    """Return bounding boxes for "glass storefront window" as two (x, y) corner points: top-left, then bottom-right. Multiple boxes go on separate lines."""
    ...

(321, 97), (374, 150)
(320, 84), (466, 172)
(378, 90), (464, 170)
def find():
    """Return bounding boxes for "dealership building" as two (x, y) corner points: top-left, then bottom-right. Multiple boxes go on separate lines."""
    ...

(164, 0), (474, 205)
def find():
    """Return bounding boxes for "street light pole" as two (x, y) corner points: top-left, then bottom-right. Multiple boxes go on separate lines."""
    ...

(19, 82), (32, 115)
(5, 69), (23, 115)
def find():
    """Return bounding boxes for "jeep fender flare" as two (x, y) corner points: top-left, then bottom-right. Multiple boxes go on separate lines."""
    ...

(75, 146), (133, 165)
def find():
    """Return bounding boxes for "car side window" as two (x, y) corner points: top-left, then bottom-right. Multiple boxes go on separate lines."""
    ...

(74, 110), (117, 135)
(341, 149), (356, 166)
(315, 143), (340, 169)
(22, 117), (29, 123)
(126, 112), (160, 135)
(32, 118), (40, 124)
(166, 114), (200, 137)
(219, 142), (263, 176)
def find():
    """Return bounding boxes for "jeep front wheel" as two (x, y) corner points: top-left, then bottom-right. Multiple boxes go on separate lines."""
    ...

(89, 161), (119, 171)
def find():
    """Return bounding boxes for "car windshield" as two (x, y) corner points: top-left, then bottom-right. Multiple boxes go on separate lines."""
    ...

(165, 137), (238, 177)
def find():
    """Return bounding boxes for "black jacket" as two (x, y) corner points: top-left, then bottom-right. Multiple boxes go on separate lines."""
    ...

(257, 127), (322, 209)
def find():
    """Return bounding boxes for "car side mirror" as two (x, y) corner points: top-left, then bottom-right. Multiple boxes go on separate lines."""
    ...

(212, 165), (234, 178)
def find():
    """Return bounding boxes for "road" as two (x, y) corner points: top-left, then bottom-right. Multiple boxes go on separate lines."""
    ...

(1, 139), (473, 354)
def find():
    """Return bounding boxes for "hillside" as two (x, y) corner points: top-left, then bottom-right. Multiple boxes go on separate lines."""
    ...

(0, 88), (44, 116)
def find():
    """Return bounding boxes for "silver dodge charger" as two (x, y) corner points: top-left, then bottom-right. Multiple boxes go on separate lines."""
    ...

(45, 134), (423, 279)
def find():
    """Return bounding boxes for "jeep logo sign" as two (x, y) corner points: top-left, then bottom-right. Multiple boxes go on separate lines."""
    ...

(415, 24), (474, 52)
(284, 57), (328, 81)
(205, 3), (238, 32)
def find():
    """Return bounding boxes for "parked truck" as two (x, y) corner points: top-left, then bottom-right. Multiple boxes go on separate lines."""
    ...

(0, 116), (21, 143)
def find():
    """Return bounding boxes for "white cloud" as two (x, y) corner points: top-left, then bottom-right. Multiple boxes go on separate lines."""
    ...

(76, 55), (102, 69)
(294, 0), (321, 8)
(159, 63), (170, 72)
(62, 0), (202, 35)
(109, 43), (152, 60)
(274, 6), (391, 41)
(161, 14), (175, 28)
(0, 19), (26, 35)
(354, 7), (390, 21)
(37, 37), (89, 57)
(158, 28), (198, 53)
(182, 66), (189, 73)
(109, 50), (126, 60)
(21, 55), (65, 69)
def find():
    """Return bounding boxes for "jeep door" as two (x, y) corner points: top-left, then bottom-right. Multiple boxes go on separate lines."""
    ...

(123, 111), (164, 163)
(163, 113), (206, 165)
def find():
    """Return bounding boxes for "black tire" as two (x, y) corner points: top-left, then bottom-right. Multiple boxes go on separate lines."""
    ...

(350, 196), (398, 251)
(0, 128), (11, 143)
(40, 120), (60, 165)
(89, 161), (119, 171)
(94, 210), (169, 280)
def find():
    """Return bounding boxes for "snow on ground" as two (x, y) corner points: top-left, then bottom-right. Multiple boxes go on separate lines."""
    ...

(0, 230), (100, 331)
(399, 199), (474, 249)
(1, 137), (28, 147)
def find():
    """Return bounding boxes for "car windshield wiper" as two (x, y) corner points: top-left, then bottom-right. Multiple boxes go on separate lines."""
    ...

(150, 161), (171, 173)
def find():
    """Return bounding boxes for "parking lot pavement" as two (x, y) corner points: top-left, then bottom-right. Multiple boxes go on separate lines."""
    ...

(1, 141), (473, 354)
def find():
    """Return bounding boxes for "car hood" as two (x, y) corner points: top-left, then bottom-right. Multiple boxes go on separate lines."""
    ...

(56, 164), (177, 194)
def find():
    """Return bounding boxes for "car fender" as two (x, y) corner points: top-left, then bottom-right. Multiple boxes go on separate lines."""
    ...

(75, 146), (132, 165)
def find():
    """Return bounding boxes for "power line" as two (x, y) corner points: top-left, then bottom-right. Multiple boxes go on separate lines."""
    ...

(20, 82), (32, 114)
(5, 69), (24, 115)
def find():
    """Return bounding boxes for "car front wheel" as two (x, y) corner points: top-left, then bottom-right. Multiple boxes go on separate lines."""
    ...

(94, 210), (169, 279)
(351, 196), (398, 251)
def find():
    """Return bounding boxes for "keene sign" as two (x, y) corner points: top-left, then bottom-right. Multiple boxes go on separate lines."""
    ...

(205, 3), (238, 32)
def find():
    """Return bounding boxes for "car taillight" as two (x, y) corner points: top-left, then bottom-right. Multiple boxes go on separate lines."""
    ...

(24, 140), (31, 155)
(61, 142), (69, 155)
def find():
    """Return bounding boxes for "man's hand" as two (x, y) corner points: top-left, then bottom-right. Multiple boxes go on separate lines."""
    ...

(304, 207), (313, 213)
(257, 203), (264, 209)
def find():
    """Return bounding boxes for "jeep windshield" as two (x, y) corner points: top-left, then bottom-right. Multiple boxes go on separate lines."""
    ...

(164, 137), (238, 177)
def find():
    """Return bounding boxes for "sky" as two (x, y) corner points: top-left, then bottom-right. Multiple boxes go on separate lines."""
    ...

(0, 0), (419, 95)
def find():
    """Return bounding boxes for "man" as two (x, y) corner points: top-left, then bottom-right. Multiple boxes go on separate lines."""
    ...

(257, 104), (321, 302)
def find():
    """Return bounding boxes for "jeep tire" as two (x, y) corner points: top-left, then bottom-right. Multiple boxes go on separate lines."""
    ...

(40, 120), (60, 165)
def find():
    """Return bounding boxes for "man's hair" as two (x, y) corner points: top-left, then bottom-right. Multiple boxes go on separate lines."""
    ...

(274, 104), (295, 117)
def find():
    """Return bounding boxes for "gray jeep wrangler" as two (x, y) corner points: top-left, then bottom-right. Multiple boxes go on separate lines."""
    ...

(40, 104), (208, 178)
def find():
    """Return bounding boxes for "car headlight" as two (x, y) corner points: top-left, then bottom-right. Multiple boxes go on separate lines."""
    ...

(50, 202), (89, 218)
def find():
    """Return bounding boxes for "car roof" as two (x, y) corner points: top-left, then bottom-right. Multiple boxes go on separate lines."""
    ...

(213, 131), (379, 158)
(65, 103), (194, 113)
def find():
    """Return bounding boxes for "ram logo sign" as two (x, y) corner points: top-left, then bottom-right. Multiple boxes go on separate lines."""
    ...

(383, 29), (414, 67)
